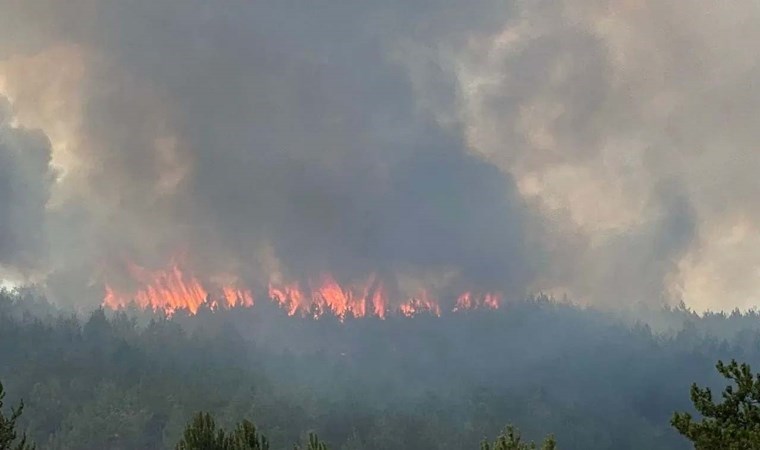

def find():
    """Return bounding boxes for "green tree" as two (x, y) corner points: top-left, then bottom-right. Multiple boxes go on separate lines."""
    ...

(175, 412), (278, 450)
(176, 412), (336, 450)
(0, 382), (35, 450)
(175, 413), (230, 450)
(481, 425), (556, 450)
(293, 433), (329, 450)
(672, 359), (760, 449)
(227, 420), (270, 450)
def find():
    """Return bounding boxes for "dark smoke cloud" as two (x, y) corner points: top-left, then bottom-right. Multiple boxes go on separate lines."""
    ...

(1, 0), (759, 311)
(0, 0), (535, 305)
(0, 96), (54, 276)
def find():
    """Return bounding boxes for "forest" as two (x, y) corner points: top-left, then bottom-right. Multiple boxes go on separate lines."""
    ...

(3, 288), (760, 449)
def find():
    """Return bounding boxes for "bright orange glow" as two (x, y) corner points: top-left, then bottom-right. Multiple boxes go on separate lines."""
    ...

(371, 283), (387, 319)
(398, 291), (442, 317)
(222, 286), (255, 308)
(268, 282), (304, 316)
(267, 274), (389, 319)
(454, 292), (502, 311)
(103, 262), (253, 315)
(104, 260), (505, 319)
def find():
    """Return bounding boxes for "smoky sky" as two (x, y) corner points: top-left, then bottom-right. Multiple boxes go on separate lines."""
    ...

(0, 96), (54, 276)
(0, 0), (536, 305)
(0, 0), (759, 311)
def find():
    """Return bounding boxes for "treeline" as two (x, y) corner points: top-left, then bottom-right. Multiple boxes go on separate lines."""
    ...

(8, 359), (760, 449)
(3, 288), (760, 449)
(2, 386), (557, 450)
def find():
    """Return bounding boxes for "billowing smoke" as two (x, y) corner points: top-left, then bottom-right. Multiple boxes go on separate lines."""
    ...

(0, 0), (536, 308)
(0, 96), (54, 277)
(0, 0), (758, 311)
(454, 0), (760, 310)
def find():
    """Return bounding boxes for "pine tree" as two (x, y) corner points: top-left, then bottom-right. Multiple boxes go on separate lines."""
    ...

(175, 413), (227, 450)
(293, 433), (329, 450)
(672, 359), (760, 449)
(226, 420), (270, 450)
(0, 382), (35, 450)
(481, 425), (556, 450)
(175, 413), (282, 450)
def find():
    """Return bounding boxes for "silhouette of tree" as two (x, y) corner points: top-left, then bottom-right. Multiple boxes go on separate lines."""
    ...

(672, 359), (760, 449)
(0, 382), (35, 450)
(481, 425), (556, 450)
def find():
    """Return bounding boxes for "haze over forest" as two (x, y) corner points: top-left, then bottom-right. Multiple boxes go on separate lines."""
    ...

(1, 1), (760, 449)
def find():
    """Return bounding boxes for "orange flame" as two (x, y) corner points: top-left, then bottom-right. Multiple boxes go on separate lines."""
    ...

(268, 282), (304, 316)
(103, 262), (253, 315)
(370, 281), (386, 319)
(454, 292), (502, 311)
(267, 277), (446, 319)
(267, 274), (389, 319)
(398, 291), (442, 317)
(104, 261), (504, 319)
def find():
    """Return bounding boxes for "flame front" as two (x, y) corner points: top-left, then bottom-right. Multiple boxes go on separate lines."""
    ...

(104, 261), (504, 318)
(103, 262), (253, 315)
(454, 292), (502, 311)
(268, 274), (388, 319)
(398, 291), (442, 317)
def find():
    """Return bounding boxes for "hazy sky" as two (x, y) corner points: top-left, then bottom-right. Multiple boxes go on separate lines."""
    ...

(0, 0), (758, 312)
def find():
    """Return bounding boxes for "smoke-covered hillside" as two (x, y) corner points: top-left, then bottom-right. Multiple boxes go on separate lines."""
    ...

(3, 289), (758, 449)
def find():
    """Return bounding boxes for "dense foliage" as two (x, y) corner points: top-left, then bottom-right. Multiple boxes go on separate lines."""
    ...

(175, 412), (332, 450)
(672, 360), (760, 449)
(0, 382), (34, 450)
(480, 426), (556, 450)
(174, 414), (550, 450)
(175, 413), (271, 450)
(4, 288), (760, 449)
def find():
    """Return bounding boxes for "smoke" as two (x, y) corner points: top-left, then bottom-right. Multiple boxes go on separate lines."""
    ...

(454, 0), (760, 310)
(0, 96), (54, 277)
(0, 0), (758, 311)
(0, 0), (536, 307)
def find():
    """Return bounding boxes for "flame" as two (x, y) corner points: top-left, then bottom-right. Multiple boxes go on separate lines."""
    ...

(398, 291), (442, 317)
(370, 282), (386, 319)
(103, 262), (253, 315)
(268, 282), (304, 316)
(267, 274), (389, 319)
(454, 292), (502, 311)
(267, 278), (447, 319)
(222, 286), (255, 308)
(104, 260), (505, 319)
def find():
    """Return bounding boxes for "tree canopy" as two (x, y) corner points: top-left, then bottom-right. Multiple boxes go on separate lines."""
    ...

(672, 360), (760, 449)
(481, 426), (556, 450)
(0, 382), (34, 450)
(175, 413), (270, 450)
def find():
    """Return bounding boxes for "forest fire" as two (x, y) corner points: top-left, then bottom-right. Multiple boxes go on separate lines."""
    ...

(454, 292), (502, 311)
(103, 262), (253, 315)
(267, 274), (389, 319)
(103, 262), (504, 318)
